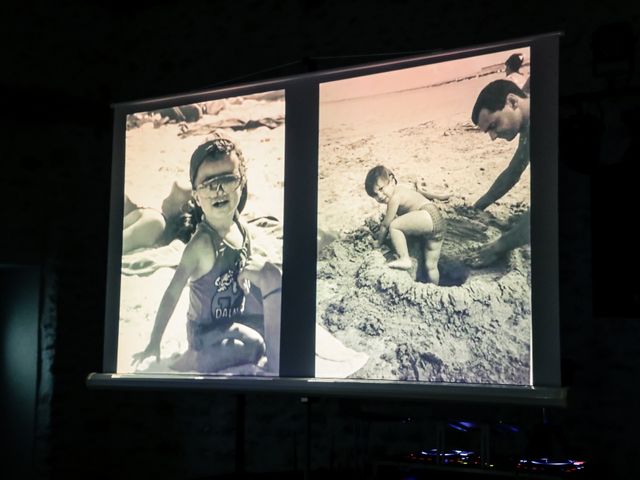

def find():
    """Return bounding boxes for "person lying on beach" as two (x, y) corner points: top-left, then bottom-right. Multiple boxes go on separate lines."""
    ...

(365, 165), (445, 284)
(504, 52), (530, 95)
(468, 79), (531, 267)
(132, 133), (282, 374)
(123, 181), (195, 254)
(122, 214), (283, 277)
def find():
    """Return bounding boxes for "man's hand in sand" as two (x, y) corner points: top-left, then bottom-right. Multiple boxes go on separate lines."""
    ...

(467, 243), (504, 268)
(467, 210), (530, 268)
(131, 342), (161, 368)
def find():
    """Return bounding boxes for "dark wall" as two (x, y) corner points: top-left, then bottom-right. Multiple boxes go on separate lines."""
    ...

(0, 267), (40, 478)
(2, 1), (640, 479)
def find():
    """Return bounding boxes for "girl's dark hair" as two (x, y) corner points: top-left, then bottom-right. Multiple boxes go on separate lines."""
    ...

(189, 133), (247, 188)
(167, 198), (203, 244)
(163, 181), (249, 244)
(179, 133), (249, 240)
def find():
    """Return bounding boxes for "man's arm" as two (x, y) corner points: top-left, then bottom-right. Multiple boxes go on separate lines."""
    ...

(474, 135), (529, 210)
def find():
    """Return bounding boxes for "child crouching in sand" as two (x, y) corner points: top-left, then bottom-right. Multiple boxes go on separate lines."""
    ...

(365, 165), (445, 285)
(132, 134), (282, 374)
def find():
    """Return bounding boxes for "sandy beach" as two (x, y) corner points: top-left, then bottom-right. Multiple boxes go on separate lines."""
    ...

(315, 48), (533, 384)
(117, 92), (285, 374)
(115, 46), (534, 384)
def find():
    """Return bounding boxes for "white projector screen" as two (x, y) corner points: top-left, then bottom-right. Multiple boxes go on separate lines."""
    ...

(91, 33), (564, 405)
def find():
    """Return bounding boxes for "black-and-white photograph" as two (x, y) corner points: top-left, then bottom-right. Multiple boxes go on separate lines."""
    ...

(315, 48), (532, 385)
(117, 91), (285, 376)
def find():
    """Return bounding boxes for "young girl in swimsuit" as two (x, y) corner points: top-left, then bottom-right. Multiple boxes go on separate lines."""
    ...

(132, 134), (282, 374)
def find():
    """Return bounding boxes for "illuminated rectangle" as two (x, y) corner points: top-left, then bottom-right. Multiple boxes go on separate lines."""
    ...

(315, 47), (533, 385)
(115, 91), (285, 376)
(96, 33), (562, 403)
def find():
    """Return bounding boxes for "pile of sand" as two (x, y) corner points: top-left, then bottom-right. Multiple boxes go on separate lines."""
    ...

(316, 198), (532, 385)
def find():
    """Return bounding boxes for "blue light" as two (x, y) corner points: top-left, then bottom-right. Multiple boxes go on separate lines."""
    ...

(496, 423), (521, 433)
(448, 422), (468, 432)
(459, 421), (477, 428)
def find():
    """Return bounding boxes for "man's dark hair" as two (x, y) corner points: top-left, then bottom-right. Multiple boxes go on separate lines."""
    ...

(365, 165), (394, 197)
(471, 80), (527, 125)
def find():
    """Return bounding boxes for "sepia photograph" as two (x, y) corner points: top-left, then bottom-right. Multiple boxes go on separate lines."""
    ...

(315, 48), (532, 385)
(117, 90), (285, 376)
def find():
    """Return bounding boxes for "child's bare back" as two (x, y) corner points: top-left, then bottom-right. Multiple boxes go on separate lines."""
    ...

(391, 186), (431, 215)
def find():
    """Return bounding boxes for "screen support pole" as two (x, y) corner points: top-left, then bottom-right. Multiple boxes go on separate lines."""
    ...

(235, 394), (246, 474)
(300, 396), (314, 479)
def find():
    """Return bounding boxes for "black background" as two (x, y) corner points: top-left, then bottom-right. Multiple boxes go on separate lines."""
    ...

(2, 1), (639, 479)
(105, 36), (559, 386)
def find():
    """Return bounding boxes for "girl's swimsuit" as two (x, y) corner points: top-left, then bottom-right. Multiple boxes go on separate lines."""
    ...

(186, 219), (251, 350)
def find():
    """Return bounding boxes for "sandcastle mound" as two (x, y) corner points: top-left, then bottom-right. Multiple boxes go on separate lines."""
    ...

(316, 201), (531, 385)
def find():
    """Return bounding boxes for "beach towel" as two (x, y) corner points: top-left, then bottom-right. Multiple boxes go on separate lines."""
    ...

(315, 323), (369, 379)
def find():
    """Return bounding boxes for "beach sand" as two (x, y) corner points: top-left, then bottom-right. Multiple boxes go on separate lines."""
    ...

(315, 61), (533, 384)
(115, 48), (534, 383)
(117, 93), (286, 374)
